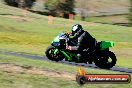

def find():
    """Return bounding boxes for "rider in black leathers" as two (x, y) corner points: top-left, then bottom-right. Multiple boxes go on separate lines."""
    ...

(66, 24), (96, 62)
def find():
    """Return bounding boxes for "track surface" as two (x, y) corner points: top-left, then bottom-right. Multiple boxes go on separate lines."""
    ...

(0, 50), (132, 74)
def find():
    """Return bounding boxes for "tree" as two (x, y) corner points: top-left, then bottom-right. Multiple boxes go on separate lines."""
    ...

(128, 0), (132, 26)
(24, 0), (36, 8)
(59, 0), (75, 18)
(45, 0), (75, 18)
(4, 0), (35, 9)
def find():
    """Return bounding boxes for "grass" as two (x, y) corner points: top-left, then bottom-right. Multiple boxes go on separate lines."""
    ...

(0, 54), (132, 88)
(0, 71), (132, 88)
(0, 71), (79, 88)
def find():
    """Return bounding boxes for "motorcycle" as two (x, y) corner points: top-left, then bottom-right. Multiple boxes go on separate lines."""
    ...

(45, 32), (117, 69)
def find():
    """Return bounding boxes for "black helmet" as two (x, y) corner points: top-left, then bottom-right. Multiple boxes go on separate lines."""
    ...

(71, 24), (83, 36)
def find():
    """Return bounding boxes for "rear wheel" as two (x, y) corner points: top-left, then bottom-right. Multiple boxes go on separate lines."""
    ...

(94, 51), (117, 69)
(45, 46), (63, 62)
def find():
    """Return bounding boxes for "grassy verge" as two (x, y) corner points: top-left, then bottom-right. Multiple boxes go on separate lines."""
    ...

(0, 54), (132, 88)
(0, 71), (79, 88)
(0, 71), (132, 88)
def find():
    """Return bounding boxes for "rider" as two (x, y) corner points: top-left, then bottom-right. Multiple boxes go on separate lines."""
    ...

(66, 24), (96, 62)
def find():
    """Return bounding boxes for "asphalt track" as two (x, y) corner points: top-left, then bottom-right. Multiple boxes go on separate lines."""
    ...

(0, 50), (132, 74)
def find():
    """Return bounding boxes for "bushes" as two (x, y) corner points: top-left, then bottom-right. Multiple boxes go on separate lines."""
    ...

(4, 0), (18, 7)
(45, 0), (75, 18)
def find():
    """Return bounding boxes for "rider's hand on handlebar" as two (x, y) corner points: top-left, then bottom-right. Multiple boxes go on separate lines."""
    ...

(66, 32), (72, 36)
(66, 46), (72, 50)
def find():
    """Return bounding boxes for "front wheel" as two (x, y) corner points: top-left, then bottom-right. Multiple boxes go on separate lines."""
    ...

(94, 51), (117, 69)
(45, 46), (63, 62)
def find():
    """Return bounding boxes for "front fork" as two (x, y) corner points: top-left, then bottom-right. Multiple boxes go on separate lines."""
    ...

(53, 48), (72, 61)
(61, 51), (72, 61)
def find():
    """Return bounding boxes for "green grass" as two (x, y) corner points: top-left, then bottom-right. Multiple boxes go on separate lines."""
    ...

(0, 3), (132, 69)
(75, 14), (129, 24)
(0, 72), (78, 88)
(85, 15), (129, 24)
(0, 71), (132, 88)
(0, 54), (132, 88)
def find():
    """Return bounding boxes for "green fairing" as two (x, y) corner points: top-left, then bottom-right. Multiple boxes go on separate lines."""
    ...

(52, 33), (80, 61)
(60, 51), (72, 61)
(53, 49), (72, 61)
(66, 52), (80, 61)
(100, 41), (115, 50)
(54, 49), (59, 55)
(52, 35), (60, 43)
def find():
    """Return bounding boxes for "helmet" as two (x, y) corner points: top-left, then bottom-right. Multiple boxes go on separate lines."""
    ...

(71, 24), (83, 36)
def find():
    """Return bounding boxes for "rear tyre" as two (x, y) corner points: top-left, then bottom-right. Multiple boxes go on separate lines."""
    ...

(45, 46), (63, 62)
(94, 51), (117, 69)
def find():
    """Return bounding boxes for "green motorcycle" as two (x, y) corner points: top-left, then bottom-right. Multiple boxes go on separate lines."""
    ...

(45, 32), (117, 69)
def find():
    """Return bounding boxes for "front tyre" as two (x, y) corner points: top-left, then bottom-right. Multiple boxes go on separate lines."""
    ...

(45, 46), (63, 62)
(95, 51), (117, 69)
